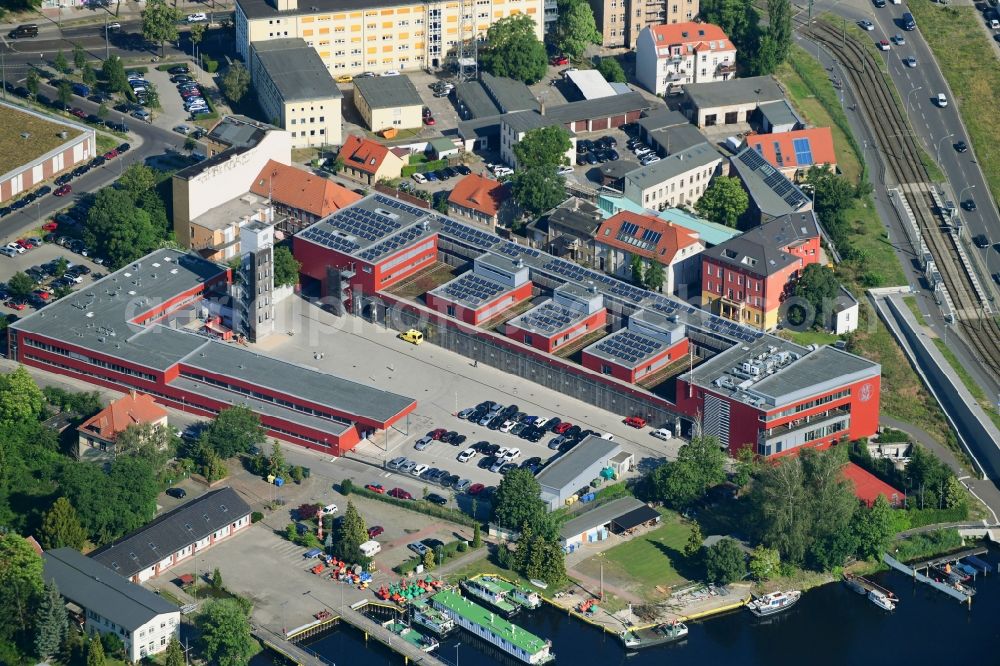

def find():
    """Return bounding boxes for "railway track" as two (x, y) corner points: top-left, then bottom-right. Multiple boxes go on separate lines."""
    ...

(801, 19), (1000, 381)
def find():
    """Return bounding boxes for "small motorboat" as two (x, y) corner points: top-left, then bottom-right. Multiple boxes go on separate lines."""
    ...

(868, 589), (896, 611)
(746, 590), (801, 617)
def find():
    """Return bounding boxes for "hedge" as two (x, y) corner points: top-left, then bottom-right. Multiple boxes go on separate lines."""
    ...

(392, 538), (475, 575)
(155, 62), (187, 72)
(904, 506), (969, 529)
(401, 159), (447, 178)
(346, 486), (477, 527)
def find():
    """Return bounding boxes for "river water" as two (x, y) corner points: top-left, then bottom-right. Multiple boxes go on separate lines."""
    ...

(251, 561), (1000, 666)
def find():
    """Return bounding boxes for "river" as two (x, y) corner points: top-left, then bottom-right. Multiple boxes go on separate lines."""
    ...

(251, 561), (1000, 666)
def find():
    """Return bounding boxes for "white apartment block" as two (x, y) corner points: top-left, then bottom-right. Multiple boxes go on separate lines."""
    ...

(623, 142), (723, 211)
(636, 22), (737, 96)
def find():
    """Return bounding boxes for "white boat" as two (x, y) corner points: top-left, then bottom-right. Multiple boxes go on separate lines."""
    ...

(746, 590), (801, 617)
(868, 589), (896, 611)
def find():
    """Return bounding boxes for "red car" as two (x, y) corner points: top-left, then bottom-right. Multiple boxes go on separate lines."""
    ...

(423, 116), (435, 125)
(42, 221), (58, 232)
(367, 525), (384, 538)
(16, 239), (33, 250)
(53, 185), (72, 197)
(6, 301), (26, 311)
(104, 149), (119, 159)
(70, 108), (86, 119)
(551, 55), (569, 66)
(429, 428), (448, 440)
(364, 483), (385, 494)
(624, 415), (647, 429)
(553, 422), (572, 434)
(467, 483), (485, 495)
(33, 291), (50, 301)
(388, 487), (413, 500)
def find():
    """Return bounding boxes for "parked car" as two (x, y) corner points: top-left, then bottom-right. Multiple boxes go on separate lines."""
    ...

(389, 487), (413, 500)
(410, 463), (429, 477)
(365, 483), (385, 494)
(414, 435), (433, 450)
(458, 448), (476, 463)
(624, 415), (647, 428)
(429, 428), (448, 440)
(651, 427), (673, 441)
(426, 493), (447, 506)
(166, 487), (186, 499)
(408, 541), (429, 556)
(368, 525), (384, 538)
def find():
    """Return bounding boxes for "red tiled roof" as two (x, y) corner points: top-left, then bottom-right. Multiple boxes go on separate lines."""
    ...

(250, 160), (361, 218)
(339, 134), (392, 175)
(447, 173), (508, 217)
(596, 210), (700, 264)
(649, 22), (734, 55)
(842, 462), (906, 507)
(77, 392), (167, 442)
(746, 128), (837, 171)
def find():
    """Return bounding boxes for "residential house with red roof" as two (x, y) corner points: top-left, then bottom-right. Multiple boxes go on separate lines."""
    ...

(746, 127), (837, 181)
(447, 173), (512, 230)
(338, 135), (405, 185)
(636, 22), (737, 96)
(76, 392), (169, 462)
(594, 210), (704, 295)
(842, 462), (906, 507)
(250, 160), (362, 227)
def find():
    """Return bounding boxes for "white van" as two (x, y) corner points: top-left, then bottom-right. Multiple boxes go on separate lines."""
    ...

(651, 428), (672, 441)
(360, 540), (382, 557)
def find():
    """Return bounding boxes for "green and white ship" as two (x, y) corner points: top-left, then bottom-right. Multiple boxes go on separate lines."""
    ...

(480, 576), (542, 610)
(460, 577), (519, 617)
(410, 598), (455, 636)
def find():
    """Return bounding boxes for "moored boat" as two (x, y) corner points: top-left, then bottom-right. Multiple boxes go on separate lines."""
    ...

(620, 620), (689, 650)
(746, 590), (801, 617)
(483, 576), (542, 609)
(461, 578), (519, 617)
(410, 598), (455, 636)
(868, 589), (896, 611)
(843, 573), (866, 595)
(382, 619), (440, 652)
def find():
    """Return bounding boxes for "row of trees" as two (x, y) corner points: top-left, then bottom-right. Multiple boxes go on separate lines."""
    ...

(492, 469), (567, 586)
(701, 0), (792, 76)
(629, 255), (665, 292)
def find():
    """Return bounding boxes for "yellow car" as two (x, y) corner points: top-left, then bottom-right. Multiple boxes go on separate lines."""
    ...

(398, 329), (423, 345)
(335, 74), (353, 83)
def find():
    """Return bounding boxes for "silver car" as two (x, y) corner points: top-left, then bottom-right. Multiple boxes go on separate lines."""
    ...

(399, 460), (418, 474)
(454, 479), (472, 493)
(387, 456), (407, 470)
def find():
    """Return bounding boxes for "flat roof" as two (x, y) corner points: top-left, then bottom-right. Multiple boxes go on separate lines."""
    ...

(583, 327), (672, 369)
(455, 81), (503, 119)
(758, 99), (802, 127)
(0, 101), (87, 180)
(237, 0), (404, 20)
(507, 299), (590, 337)
(429, 272), (511, 310)
(730, 146), (810, 217)
(565, 69), (616, 99)
(479, 72), (539, 113)
(684, 75), (784, 109)
(536, 435), (620, 492)
(637, 107), (690, 132)
(353, 75), (422, 110)
(559, 496), (645, 539)
(190, 192), (271, 232)
(432, 589), (548, 654)
(647, 123), (708, 155)
(252, 39), (342, 102)
(625, 142), (721, 190)
(681, 335), (879, 409)
(44, 548), (177, 631)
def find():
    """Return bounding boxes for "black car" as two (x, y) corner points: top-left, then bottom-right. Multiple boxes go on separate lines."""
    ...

(479, 455), (497, 470)
(455, 164), (472, 176)
(452, 434), (467, 446)
(576, 154), (588, 166)
(168, 65), (190, 75)
(469, 407), (488, 423)
(584, 152), (598, 165)
(440, 430), (456, 443)
(91, 155), (106, 167)
(955, 141), (968, 153)
(55, 174), (72, 186)
(601, 135), (617, 148)
(499, 463), (518, 475)
(117, 143), (131, 153)
(420, 467), (439, 481)
(595, 150), (609, 163)
(166, 487), (187, 499)
(974, 234), (990, 248)
(487, 414), (505, 430)
(107, 122), (129, 133)
(576, 139), (594, 154)
(962, 199), (977, 212)
(434, 169), (451, 180)
(86, 114), (103, 125)
(564, 424), (582, 438)
(527, 429), (544, 443)
(606, 150), (620, 161)
(510, 423), (526, 436)
(37, 185), (51, 196)
(171, 74), (192, 83)
(444, 166), (459, 178)
(37, 94), (51, 106)
(13, 86), (29, 98)
(0, 207), (11, 217)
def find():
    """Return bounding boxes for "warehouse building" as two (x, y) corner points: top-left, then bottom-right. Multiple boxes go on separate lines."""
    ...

(536, 436), (622, 510)
(559, 496), (659, 551)
(681, 76), (784, 128)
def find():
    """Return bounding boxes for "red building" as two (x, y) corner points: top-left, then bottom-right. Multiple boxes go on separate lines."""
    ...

(842, 462), (905, 507)
(505, 283), (607, 353)
(701, 211), (821, 331)
(675, 337), (880, 458)
(8, 249), (416, 456)
(426, 253), (533, 326)
(581, 309), (689, 383)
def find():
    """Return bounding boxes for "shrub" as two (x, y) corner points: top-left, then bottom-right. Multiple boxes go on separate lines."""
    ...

(457, 541), (468, 553)
(394, 557), (422, 575)
(401, 159), (448, 177)
(155, 62), (185, 71)
(341, 478), (354, 495)
(250, 511), (264, 523)
(893, 529), (963, 562)
(202, 56), (219, 73)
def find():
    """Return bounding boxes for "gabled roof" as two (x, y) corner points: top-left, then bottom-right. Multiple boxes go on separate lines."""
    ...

(746, 127), (837, 171)
(250, 160), (361, 217)
(647, 21), (734, 55)
(77, 391), (167, 443)
(701, 211), (820, 277)
(89, 487), (252, 579)
(625, 142), (722, 190)
(536, 436), (621, 493)
(338, 135), (398, 175)
(44, 548), (177, 631)
(250, 39), (342, 102)
(447, 174), (508, 217)
(596, 210), (701, 264)
(730, 145), (811, 217)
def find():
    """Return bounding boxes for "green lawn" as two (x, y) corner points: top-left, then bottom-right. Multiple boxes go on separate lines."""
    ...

(909, 0), (1000, 204)
(782, 329), (841, 347)
(903, 295), (927, 325)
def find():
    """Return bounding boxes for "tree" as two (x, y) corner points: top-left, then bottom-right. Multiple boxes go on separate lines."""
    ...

(273, 245), (301, 287)
(86, 633), (106, 666)
(733, 445), (758, 488)
(115, 422), (177, 467)
(198, 598), (255, 666)
(492, 468), (549, 535)
(701, 0), (757, 51)
(513, 126), (572, 168)
(649, 435), (727, 509)
(748, 546), (780, 582)
(267, 441), (286, 477)
(73, 43), (87, 71)
(704, 537), (745, 584)
(596, 57), (626, 83)
(766, 0), (792, 63)
(57, 81), (73, 110)
(792, 264), (839, 327)
(83, 188), (160, 269)
(38, 497), (88, 550)
(511, 167), (566, 216)
(7, 272), (36, 299)
(60, 457), (159, 544)
(100, 632), (124, 660)
(629, 254), (645, 287)
(943, 475), (967, 510)
(480, 15), (548, 84)
(200, 406), (266, 459)
(222, 62), (251, 104)
(748, 454), (810, 564)
(422, 549), (436, 570)
(748, 32), (782, 76)
(52, 257), (69, 279)
(805, 166), (855, 217)
(142, 0), (181, 57)
(102, 56), (129, 94)
(82, 62), (98, 87)
(189, 22), (207, 58)
(212, 567), (224, 591)
(0, 366), (45, 425)
(165, 637), (185, 666)
(645, 261), (665, 292)
(554, 0), (601, 59)
(0, 534), (45, 645)
(26, 69), (39, 98)
(472, 523), (482, 548)
(853, 495), (895, 560)
(143, 81), (161, 112)
(695, 176), (748, 228)
(34, 580), (67, 660)
(684, 523), (704, 559)
(54, 50), (70, 74)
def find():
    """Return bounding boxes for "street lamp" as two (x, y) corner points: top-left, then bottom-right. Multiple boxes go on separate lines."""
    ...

(936, 133), (954, 164)
(455, 642), (461, 666)
(906, 86), (923, 112)
(958, 184), (976, 204)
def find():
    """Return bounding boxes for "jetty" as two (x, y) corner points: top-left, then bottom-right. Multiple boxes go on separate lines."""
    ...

(908, 547), (989, 575)
(337, 603), (448, 666)
(843, 573), (898, 601)
(882, 554), (975, 606)
(252, 625), (336, 666)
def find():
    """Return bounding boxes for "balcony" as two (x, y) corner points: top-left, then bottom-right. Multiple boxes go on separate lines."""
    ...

(715, 63), (737, 77)
(762, 406), (851, 442)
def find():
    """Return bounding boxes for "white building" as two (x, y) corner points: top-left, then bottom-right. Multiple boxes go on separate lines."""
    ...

(43, 548), (181, 663)
(535, 436), (621, 510)
(500, 111), (575, 170)
(636, 22), (737, 96)
(623, 141), (723, 212)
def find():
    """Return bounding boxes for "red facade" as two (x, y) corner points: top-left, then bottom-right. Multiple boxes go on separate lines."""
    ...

(425, 281), (534, 326)
(582, 337), (689, 384)
(506, 309), (607, 354)
(0, 136), (95, 203)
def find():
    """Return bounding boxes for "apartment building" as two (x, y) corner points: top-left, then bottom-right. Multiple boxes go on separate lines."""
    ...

(235, 0), (544, 77)
(250, 38), (343, 147)
(587, 0), (699, 49)
(623, 141), (723, 212)
(636, 22), (736, 96)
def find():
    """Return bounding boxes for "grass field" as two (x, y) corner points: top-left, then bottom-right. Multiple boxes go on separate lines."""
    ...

(0, 105), (83, 176)
(908, 0), (1000, 204)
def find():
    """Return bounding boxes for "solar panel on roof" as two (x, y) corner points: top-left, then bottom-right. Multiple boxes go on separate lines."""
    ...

(792, 137), (813, 166)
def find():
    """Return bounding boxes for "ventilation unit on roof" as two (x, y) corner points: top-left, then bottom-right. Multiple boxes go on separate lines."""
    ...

(123, 272), (132, 278)
(128, 290), (136, 296)
(170, 268), (178, 274)
(373, 208), (399, 220)
(152, 263), (160, 268)
(163, 256), (172, 262)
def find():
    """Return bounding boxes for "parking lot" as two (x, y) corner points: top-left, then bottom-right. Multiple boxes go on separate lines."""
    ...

(0, 237), (103, 317)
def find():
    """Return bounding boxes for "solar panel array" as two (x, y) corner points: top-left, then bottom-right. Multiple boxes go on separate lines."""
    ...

(594, 330), (666, 365)
(371, 193), (426, 217)
(738, 149), (809, 209)
(496, 240), (541, 259)
(514, 301), (580, 334)
(357, 224), (426, 262)
(438, 273), (506, 307)
(329, 206), (403, 242)
(440, 217), (496, 250)
(792, 137), (814, 166)
(299, 226), (359, 255)
(542, 259), (616, 288)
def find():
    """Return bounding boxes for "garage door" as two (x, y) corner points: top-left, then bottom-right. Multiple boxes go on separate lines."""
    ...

(574, 120), (588, 132)
(591, 117), (609, 131)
